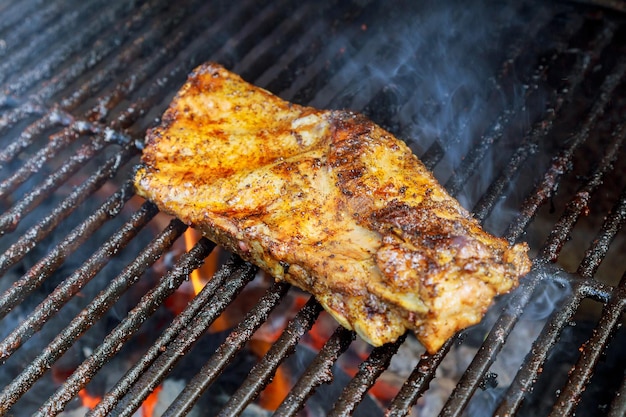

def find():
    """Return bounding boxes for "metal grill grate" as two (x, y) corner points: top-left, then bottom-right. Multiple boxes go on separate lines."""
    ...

(0, 0), (625, 416)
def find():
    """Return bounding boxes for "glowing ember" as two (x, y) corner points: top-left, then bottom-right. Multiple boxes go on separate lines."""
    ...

(78, 388), (101, 409)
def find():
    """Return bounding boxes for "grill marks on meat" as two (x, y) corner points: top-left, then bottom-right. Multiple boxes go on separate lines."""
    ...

(134, 63), (531, 353)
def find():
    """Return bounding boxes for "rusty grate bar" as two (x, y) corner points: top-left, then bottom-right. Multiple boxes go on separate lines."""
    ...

(216, 297), (324, 417)
(33, 237), (216, 416)
(0, 179), (136, 319)
(0, 214), (186, 414)
(0, 144), (136, 274)
(160, 281), (291, 417)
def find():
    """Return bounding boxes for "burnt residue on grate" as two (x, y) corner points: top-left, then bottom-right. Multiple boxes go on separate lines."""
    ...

(0, 0), (625, 416)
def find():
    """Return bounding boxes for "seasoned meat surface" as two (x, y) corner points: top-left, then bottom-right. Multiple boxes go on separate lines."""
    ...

(135, 62), (531, 353)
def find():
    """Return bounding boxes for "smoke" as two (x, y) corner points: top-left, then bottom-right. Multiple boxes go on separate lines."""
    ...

(304, 0), (548, 220)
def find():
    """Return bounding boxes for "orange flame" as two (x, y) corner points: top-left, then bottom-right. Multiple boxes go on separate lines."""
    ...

(166, 228), (221, 316)
(177, 228), (230, 333)
(78, 388), (101, 409)
(249, 338), (292, 410)
(183, 228), (210, 295)
(142, 385), (163, 417)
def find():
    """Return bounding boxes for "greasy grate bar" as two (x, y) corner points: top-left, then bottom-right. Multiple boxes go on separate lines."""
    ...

(0, 210), (186, 413)
(217, 298), (325, 417)
(0, 200), (158, 366)
(108, 256), (257, 417)
(274, 326), (355, 417)
(441, 100), (626, 417)
(0, 180), (136, 319)
(328, 335), (407, 417)
(35, 238), (217, 416)
(472, 20), (619, 222)
(160, 281), (291, 417)
(430, 59), (626, 416)
(0, 143), (136, 274)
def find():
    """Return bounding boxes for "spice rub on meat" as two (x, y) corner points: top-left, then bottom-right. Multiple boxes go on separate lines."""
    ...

(134, 62), (531, 353)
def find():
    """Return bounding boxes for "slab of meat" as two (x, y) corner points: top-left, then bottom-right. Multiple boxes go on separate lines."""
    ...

(134, 62), (531, 353)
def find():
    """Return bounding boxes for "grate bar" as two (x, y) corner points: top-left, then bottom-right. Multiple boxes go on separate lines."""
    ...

(0, 0), (49, 37)
(384, 54), (625, 411)
(493, 277), (614, 417)
(0, 0), (196, 136)
(0, 0), (134, 90)
(111, 257), (257, 417)
(0, 107), (71, 167)
(541, 122), (626, 262)
(89, 240), (248, 417)
(4, 0), (170, 101)
(505, 55), (626, 245)
(275, 326), (355, 417)
(0, 179), (136, 319)
(436, 270), (557, 417)
(217, 297), (324, 417)
(329, 334), (406, 417)
(473, 21), (618, 222)
(0, 213), (186, 415)
(0, 144), (136, 275)
(0, 125), (103, 204)
(418, 11), (585, 172)
(33, 237), (216, 416)
(161, 281), (291, 417)
(107, 0), (281, 137)
(233, 1), (319, 81)
(436, 120), (626, 417)
(0, 200), (157, 366)
(76, 0), (215, 124)
(386, 338), (454, 416)
(578, 188), (626, 279)
(549, 275), (626, 417)
(0, 0), (77, 56)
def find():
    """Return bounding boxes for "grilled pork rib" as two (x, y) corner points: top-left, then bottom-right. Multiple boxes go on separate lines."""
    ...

(135, 62), (531, 353)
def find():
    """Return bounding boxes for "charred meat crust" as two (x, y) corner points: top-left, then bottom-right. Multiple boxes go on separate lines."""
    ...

(134, 62), (531, 353)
